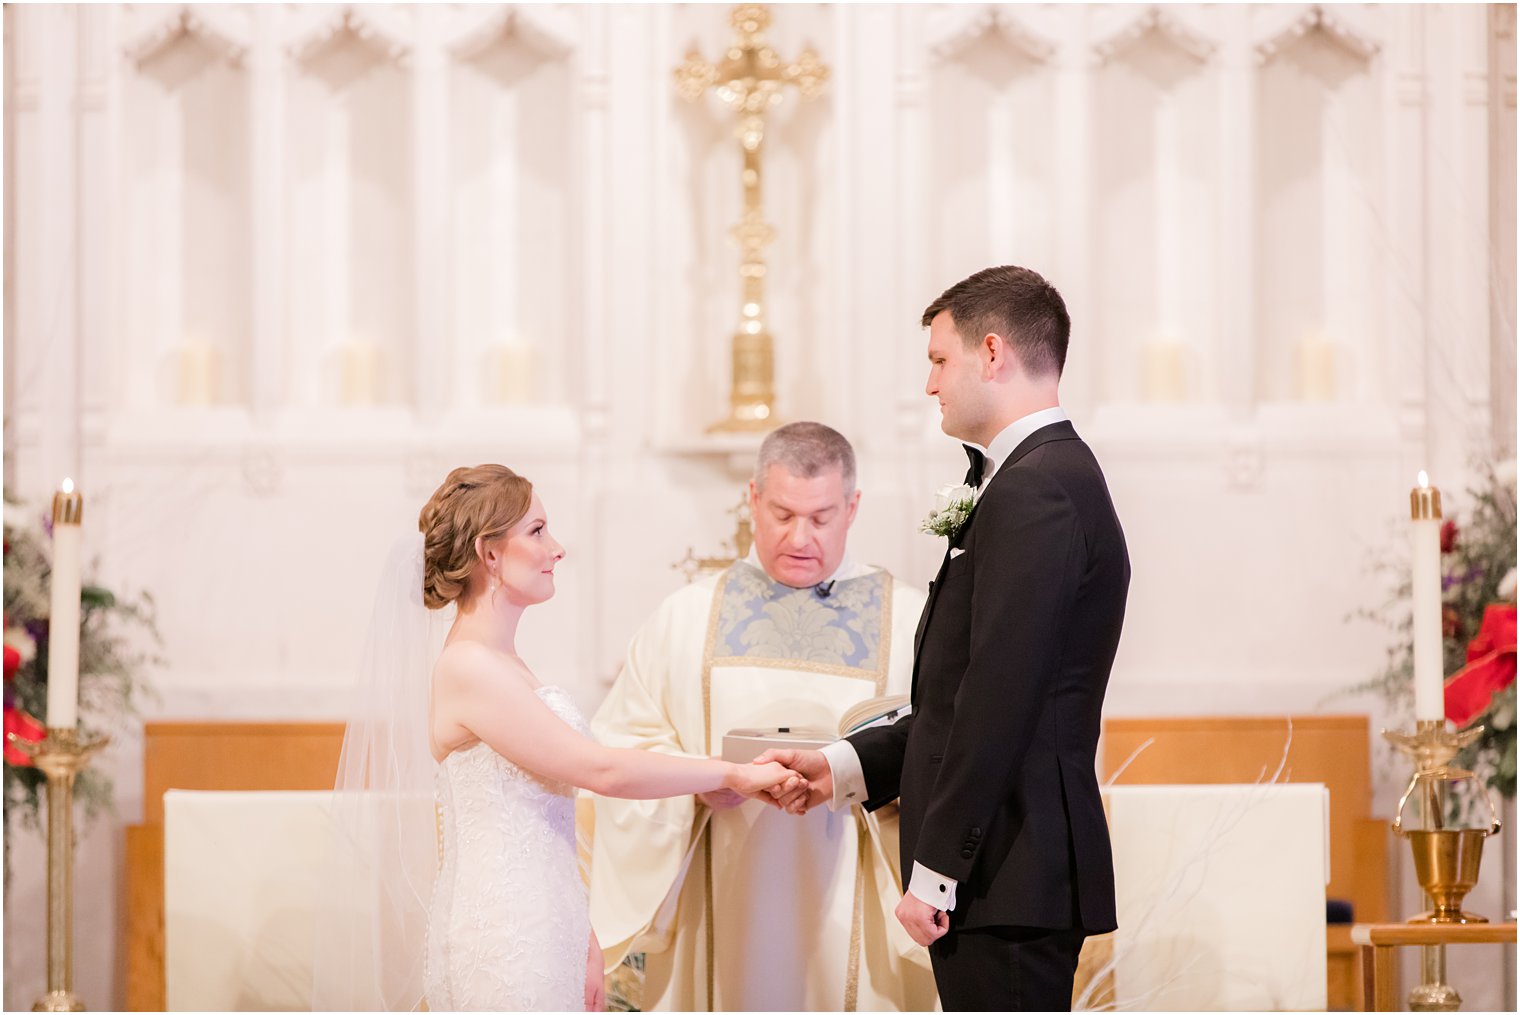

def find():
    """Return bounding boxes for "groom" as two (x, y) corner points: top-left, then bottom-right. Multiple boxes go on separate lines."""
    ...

(762, 266), (1130, 1011)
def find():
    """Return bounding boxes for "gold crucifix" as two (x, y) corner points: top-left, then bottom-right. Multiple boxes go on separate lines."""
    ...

(675, 4), (828, 434)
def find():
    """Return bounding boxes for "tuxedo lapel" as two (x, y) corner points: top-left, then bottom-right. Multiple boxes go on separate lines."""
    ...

(912, 501), (982, 699)
(909, 420), (1080, 702)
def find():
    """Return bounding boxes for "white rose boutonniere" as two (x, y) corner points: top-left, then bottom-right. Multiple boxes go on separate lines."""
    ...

(920, 484), (975, 539)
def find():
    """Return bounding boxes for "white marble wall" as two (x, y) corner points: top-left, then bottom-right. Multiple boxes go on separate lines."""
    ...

(3, 4), (1514, 1009)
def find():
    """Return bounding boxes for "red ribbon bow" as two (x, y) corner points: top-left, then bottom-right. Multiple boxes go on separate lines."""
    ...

(1444, 604), (1518, 727)
(4, 705), (46, 766)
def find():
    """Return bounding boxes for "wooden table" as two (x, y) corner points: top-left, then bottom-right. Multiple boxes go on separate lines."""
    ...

(1353, 922), (1517, 1011)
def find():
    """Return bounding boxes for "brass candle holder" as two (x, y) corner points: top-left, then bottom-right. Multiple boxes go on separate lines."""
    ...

(1384, 720), (1502, 1011)
(9, 728), (111, 1012)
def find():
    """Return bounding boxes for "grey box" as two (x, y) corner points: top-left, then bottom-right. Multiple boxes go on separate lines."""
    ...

(721, 727), (836, 764)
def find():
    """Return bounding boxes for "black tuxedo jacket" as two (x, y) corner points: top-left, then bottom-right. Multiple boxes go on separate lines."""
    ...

(850, 420), (1129, 933)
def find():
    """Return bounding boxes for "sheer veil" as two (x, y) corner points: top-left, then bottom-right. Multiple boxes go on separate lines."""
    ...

(311, 533), (450, 1011)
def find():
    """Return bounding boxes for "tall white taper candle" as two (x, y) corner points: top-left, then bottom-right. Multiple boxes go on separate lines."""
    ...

(1410, 471), (1445, 722)
(47, 479), (83, 730)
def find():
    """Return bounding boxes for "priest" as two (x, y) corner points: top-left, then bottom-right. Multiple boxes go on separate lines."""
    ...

(587, 422), (937, 1011)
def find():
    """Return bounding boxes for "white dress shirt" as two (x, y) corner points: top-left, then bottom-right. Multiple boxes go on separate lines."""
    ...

(817, 406), (1069, 912)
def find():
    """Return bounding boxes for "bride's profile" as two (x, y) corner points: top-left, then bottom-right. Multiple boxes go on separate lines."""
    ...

(312, 465), (801, 1012)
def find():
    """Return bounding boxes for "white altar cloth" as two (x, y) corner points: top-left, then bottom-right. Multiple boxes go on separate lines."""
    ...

(163, 789), (340, 1012)
(1103, 783), (1329, 1011)
(162, 783), (1328, 1011)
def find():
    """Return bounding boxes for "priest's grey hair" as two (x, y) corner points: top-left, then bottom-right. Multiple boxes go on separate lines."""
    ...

(753, 421), (857, 494)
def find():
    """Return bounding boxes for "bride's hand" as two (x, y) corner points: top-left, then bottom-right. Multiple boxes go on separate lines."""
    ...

(726, 760), (805, 799)
(585, 930), (605, 1012)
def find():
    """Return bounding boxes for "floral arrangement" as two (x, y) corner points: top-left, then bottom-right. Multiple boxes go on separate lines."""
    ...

(3, 500), (159, 838)
(1353, 461), (1517, 807)
(920, 484), (975, 540)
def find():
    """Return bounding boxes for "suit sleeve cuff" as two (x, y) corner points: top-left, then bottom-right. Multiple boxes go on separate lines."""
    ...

(818, 739), (867, 811)
(908, 861), (957, 911)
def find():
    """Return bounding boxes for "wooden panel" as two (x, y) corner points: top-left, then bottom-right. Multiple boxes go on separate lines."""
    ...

(126, 722), (346, 1011)
(141, 721), (345, 824)
(1326, 925), (1361, 1014)
(1351, 817), (1395, 924)
(125, 825), (164, 1013)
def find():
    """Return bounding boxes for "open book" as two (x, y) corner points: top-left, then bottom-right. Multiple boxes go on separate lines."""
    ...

(838, 694), (911, 736)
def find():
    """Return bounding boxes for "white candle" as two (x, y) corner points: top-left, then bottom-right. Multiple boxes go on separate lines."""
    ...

(1297, 337), (1336, 401)
(1410, 471), (1445, 722)
(341, 342), (380, 405)
(1141, 340), (1186, 402)
(489, 343), (536, 404)
(178, 341), (215, 406)
(47, 479), (83, 730)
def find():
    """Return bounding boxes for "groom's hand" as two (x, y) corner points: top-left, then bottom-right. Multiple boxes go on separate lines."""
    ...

(895, 892), (949, 947)
(752, 748), (831, 814)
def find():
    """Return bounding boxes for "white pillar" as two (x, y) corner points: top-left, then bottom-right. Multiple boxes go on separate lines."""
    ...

(1052, 7), (1095, 416)
(323, 95), (350, 393)
(18, 5), (82, 490)
(249, 5), (287, 420)
(1154, 93), (1183, 340)
(412, 7), (448, 418)
(1215, 8), (1255, 418)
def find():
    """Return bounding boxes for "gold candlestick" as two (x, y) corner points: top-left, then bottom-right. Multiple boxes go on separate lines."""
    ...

(1384, 720), (1502, 1011)
(11, 728), (111, 1011)
(675, 4), (828, 433)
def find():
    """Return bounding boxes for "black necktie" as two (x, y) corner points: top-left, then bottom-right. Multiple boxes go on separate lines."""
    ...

(963, 445), (987, 488)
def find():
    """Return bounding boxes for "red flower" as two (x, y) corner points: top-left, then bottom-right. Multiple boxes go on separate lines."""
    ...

(4, 705), (45, 766)
(1445, 604), (1518, 727)
(1440, 520), (1459, 554)
(2, 644), (18, 680)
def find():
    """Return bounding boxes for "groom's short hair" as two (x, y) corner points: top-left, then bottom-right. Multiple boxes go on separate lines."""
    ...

(754, 422), (857, 494)
(922, 265), (1070, 379)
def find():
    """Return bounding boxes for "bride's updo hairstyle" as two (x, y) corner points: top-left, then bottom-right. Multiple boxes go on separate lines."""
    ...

(418, 465), (533, 610)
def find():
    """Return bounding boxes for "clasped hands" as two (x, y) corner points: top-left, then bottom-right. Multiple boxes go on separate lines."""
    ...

(706, 748), (949, 948)
(697, 747), (831, 813)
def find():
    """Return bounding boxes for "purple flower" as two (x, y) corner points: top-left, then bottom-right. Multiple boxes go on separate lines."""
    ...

(1443, 565), (1487, 590)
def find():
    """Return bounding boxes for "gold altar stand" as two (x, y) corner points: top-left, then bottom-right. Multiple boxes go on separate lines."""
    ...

(1353, 922), (1516, 1011)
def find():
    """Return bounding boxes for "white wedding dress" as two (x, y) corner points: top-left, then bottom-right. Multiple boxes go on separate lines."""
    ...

(423, 685), (592, 1011)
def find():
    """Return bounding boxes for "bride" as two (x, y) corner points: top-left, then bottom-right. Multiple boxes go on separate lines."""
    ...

(313, 465), (802, 1012)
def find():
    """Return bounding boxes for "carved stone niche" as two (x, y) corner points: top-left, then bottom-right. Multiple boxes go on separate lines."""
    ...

(285, 8), (414, 410)
(1252, 9), (1381, 407)
(446, 8), (576, 412)
(121, 6), (253, 411)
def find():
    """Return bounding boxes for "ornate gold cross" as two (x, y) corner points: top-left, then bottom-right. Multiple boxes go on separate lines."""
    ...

(675, 5), (828, 433)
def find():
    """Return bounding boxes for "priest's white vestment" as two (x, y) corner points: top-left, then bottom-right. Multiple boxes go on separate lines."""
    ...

(587, 558), (938, 1011)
